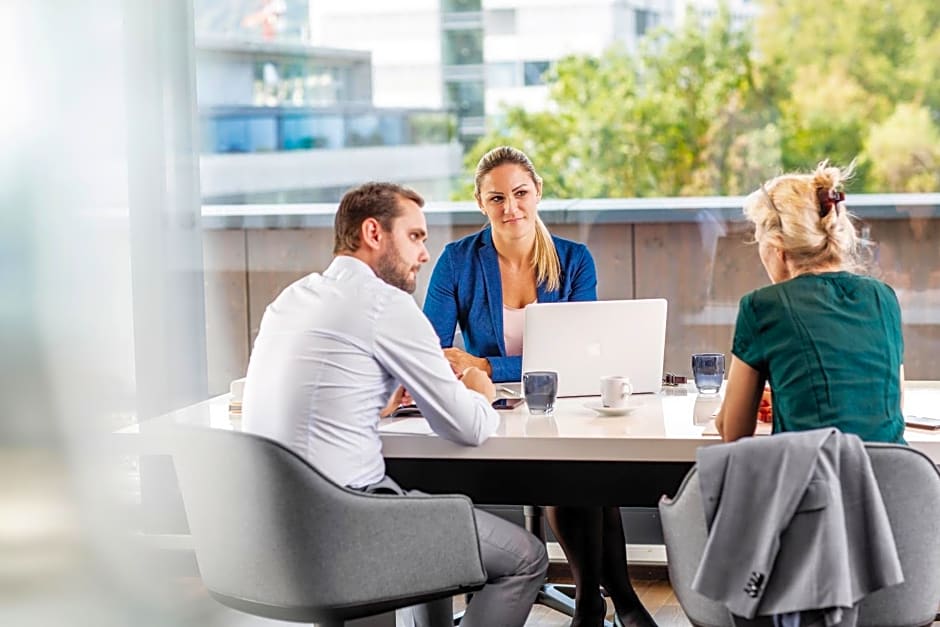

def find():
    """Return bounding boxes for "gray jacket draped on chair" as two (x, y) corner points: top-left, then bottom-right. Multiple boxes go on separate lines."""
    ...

(692, 428), (903, 625)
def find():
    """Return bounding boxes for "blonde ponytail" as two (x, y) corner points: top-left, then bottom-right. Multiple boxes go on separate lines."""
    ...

(533, 216), (561, 292)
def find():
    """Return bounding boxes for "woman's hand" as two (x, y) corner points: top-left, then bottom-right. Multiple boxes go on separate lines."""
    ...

(714, 356), (763, 442)
(443, 347), (493, 377)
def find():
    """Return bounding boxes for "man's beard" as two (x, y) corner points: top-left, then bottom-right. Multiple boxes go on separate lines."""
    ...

(376, 246), (417, 294)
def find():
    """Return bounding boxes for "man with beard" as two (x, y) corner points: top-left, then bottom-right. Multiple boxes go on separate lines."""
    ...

(242, 182), (548, 627)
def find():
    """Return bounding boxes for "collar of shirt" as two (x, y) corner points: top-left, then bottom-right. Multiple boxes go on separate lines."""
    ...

(325, 254), (378, 281)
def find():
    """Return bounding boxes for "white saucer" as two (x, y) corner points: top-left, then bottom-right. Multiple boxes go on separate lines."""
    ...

(583, 401), (637, 417)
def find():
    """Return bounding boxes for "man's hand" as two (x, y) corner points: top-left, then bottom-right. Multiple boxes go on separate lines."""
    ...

(443, 347), (492, 377)
(459, 366), (496, 402)
(380, 385), (406, 418)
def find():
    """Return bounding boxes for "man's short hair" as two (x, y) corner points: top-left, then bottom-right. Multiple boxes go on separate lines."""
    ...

(333, 182), (425, 254)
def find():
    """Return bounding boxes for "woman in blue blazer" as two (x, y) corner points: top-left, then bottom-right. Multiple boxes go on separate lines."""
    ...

(423, 211), (596, 384)
(424, 147), (657, 627)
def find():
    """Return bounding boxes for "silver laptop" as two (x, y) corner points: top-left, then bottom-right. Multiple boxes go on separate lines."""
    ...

(521, 299), (668, 396)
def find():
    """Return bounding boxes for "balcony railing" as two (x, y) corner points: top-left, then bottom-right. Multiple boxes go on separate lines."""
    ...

(200, 106), (457, 154)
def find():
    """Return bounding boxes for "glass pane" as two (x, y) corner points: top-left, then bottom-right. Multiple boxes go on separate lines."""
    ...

(442, 29), (484, 66)
(194, 0), (310, 42)
(523, 60), (551, 86)
(487, 62), (519, 88)
(445, 80), (484, 117)
(485, 8), (516, 35)
(191, 0), (940, 391)
(635, 9), (657, 37)
(441, 0), (481, 12)
(346, 114), (382, 146)
(407, 112), (456, 144)
(203, 114), (278, 153)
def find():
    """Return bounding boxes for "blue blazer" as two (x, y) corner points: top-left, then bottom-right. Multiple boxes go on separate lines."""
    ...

(423, 226), (597, 382)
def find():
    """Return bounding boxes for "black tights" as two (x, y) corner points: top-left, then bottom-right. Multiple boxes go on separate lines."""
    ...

(545, 505), (649, 626)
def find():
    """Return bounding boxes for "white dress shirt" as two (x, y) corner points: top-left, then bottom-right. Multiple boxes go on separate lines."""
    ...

(242, 255), (499, 488)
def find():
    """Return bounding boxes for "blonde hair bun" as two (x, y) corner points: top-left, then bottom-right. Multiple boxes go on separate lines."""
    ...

(744, 160), (860, 274)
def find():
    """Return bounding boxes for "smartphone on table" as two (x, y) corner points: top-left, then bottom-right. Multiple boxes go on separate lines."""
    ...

(904, 415), (940, 431)
(392, 397), (523, 415)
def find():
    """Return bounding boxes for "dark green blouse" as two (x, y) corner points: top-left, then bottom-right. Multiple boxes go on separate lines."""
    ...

(732, 272), (905, 444)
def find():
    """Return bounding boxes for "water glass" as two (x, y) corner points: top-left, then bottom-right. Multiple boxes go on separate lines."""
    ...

(692, 353), (725, 394)
(523, 370), (558, 415)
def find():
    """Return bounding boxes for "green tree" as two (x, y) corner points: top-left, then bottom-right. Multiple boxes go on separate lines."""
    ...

(459, 0), (940, 198)
(775, 66), (883, 180)
(756, 0), (940, 189)
(863, 103), (940, 192)
(457, 7), (770, 199)
(756, 0), (940, 111)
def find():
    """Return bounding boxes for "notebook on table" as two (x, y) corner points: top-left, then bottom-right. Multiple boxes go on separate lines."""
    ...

(521, 299), (668, 397)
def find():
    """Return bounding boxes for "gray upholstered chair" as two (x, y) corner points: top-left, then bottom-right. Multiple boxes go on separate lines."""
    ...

(659, 443), (940, 627)
(171, 426), (486, 627)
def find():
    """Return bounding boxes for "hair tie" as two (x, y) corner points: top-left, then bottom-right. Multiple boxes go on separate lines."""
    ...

(816, 187), (845, 218)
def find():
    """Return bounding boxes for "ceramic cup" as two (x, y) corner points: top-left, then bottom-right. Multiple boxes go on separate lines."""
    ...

(600, 375), (633, 408)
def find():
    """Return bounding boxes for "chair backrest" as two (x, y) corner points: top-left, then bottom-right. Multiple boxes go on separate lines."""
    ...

(659, 443), (940, 627)
(170, 426), (485, 622)
(856, 444), (940, 627)
(659, 469), (732, 627)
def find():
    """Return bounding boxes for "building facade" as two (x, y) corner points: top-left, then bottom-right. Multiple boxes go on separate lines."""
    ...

(195, 6), (461, 203)
(307, 0), (758, 144)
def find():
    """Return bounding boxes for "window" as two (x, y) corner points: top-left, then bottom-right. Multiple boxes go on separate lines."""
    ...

(442, 29), (484, 66)
(279, 113), (344, 150)
(445, 80), (485, 118)
(485, 8), (517, 35)
(523, 61), (551, 86)
(635, 9), (657, 38)
(487, 62), (520, 88)
(441, 0), (481, 12)
(188, 0), (940, 390)
(203, 114), (278, 153)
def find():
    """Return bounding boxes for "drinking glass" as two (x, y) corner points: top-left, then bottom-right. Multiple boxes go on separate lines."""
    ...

(692, 353), (725, 394)
(522, 371), (558, 415)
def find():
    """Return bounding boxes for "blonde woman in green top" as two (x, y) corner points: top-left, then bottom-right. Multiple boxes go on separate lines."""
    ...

(716, 162), (906, 444)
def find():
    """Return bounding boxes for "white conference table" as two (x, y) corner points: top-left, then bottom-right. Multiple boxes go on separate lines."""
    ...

(381, 381), (940, 506)
(124, 381), (940, 507)
(378, 381), (940, 460)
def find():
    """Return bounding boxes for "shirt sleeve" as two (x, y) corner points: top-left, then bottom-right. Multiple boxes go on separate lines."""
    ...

(488, 355), (522, 384)
(732, 292), (764, 371)
(568, 244), (598, 301)
(880, 282), (904, 365)
(422, 245), (458, 348)
(375, 289), (499, 446)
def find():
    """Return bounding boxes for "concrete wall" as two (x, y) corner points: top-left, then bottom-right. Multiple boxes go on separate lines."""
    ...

(202, 205), (940, 394)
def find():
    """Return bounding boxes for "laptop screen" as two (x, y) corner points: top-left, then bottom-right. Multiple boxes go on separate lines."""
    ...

(521, 299), (667, 396)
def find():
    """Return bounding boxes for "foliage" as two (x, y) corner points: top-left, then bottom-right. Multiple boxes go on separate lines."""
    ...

(457, 0), (940, 198)
(864, 103), (940, 192)
(757, 0), (940, 190)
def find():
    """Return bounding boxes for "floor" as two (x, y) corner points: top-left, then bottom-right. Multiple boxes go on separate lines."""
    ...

(516, 579), (691, 626)
(191, 575), (940, 627)
(513, 581), (940, 627)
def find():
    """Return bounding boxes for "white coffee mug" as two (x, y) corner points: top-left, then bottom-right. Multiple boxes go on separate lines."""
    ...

(230, 377), (246, 402)
(600, 375), (633, 408)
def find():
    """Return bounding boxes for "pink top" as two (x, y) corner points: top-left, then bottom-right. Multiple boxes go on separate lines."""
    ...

(503, 304), (528, 357)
